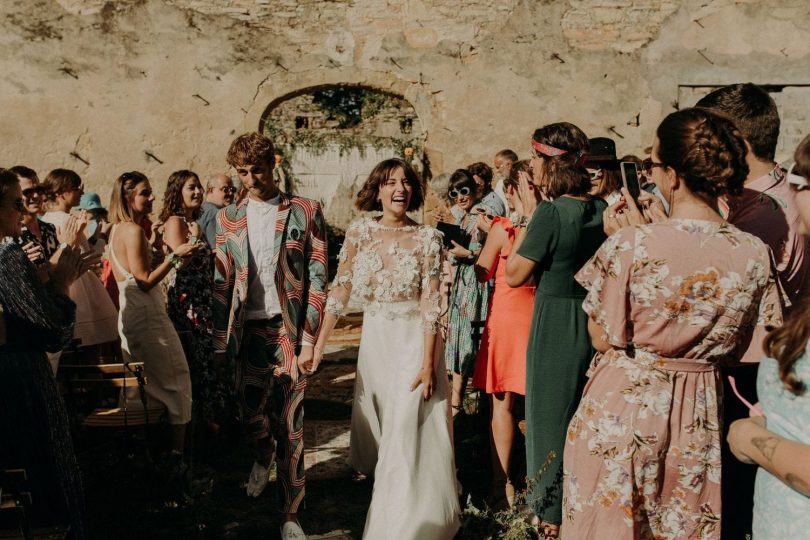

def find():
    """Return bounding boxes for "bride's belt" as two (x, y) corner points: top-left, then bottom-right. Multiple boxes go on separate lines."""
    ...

(362, 299), (421, 320)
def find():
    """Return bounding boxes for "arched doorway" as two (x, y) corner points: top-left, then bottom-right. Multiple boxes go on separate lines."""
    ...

(260, 85), (427, 230)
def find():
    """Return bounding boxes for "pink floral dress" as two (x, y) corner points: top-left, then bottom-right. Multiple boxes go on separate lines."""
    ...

(562, 219), (783, 539)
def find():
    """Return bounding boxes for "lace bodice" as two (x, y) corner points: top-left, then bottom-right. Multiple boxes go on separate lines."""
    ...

(326, 217), (443, 333)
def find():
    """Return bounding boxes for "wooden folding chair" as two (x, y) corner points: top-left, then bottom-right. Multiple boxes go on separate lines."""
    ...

(60, 360), (166, 431)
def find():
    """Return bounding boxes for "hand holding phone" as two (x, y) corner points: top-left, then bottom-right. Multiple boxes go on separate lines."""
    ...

(620, 161), (641, 203)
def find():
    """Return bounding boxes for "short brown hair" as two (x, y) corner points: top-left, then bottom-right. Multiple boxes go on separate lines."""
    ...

(532, 122), (591, 199)
(109, 171), (149, 224)
(696, 83), (779, 161)
(355, 158), (424, 212)
(656, 107), (748, 199)
(467, 162), (493, 191)
(9, 165), (38, 182)
(42, 168), (81, 201)
(160, 170), (202, 222)
(227, 132), (275, 168)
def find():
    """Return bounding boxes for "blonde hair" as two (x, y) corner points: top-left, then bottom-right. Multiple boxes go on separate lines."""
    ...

(109, 171), (148, 224)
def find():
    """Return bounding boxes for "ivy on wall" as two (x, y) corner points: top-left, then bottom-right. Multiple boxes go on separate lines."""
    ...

(263, 85), (424, 161)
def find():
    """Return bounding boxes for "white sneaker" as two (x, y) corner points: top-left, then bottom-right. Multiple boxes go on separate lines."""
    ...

(246, 461), (270, 498)
(280, 520), (306, 540)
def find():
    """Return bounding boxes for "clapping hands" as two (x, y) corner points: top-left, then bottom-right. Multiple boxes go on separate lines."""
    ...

(57, 212), (88, 248)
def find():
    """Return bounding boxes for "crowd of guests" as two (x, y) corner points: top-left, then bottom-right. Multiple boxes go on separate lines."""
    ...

(1, 81), (810, 540)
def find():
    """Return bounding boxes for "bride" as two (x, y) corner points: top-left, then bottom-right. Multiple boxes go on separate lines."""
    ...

(312, 158), (460, 539)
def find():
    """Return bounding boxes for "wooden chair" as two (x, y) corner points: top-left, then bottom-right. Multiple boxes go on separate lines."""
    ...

(59, 359), (166, 430)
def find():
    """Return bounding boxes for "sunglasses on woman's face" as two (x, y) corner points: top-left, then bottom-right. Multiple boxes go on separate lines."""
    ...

(22, 186), (45, 198)
(641, 158), (665, 174)
(448, 186), (472, 199)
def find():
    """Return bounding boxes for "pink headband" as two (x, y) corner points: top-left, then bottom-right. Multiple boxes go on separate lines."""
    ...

(532, 139), (589, 166)
(531, 139), (568, 156)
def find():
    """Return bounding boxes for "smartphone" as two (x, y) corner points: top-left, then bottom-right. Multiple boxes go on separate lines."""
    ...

(620, 161), (641, 202)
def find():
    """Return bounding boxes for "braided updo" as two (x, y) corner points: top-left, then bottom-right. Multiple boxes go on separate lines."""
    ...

(656, 107), (749, 199)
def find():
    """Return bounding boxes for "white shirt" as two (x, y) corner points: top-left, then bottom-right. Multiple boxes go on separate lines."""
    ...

(493, 179), (509, 211)
(244, 195), (283, 320)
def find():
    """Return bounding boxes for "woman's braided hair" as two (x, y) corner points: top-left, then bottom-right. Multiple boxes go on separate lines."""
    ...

(656, 107), (749, 200)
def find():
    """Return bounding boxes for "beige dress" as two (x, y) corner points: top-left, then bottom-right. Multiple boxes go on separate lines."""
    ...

(562, 219), (783, 539)
(109, 226), (192, 424)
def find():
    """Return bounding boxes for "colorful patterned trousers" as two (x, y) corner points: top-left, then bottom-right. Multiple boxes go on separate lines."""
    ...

(238, 317), (306, 513)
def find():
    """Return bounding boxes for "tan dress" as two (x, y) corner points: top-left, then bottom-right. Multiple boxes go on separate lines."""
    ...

(562, 219), (783, 539)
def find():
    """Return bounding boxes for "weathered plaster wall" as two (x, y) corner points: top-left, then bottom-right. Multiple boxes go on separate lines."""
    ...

(1, 0), (809, 209)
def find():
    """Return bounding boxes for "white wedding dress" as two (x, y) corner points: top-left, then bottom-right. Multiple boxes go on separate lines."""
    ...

(326, 217), (460, 540)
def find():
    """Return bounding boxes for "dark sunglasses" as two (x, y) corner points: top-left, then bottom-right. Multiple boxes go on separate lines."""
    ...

(448, 186), (472, 199)
(22, 186), (45, 198)
(642, 158), (666, 173)
(221, 187), (237, 194)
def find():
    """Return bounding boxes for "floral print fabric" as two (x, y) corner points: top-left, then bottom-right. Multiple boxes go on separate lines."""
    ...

(444, 205), (489, 375)
(168, 237), (230, 423)
(326, 217), (443, 333)
(562, 219), (783, 539)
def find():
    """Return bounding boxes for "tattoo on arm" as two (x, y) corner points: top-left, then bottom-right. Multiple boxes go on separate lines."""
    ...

(785, 473), (810, 494)
(751, 436), (779, 461)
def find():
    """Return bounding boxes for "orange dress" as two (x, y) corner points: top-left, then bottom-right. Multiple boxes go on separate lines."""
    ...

(472, 217), (535, 395)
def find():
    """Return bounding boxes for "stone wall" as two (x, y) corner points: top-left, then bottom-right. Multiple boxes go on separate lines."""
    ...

(1, 0), (809, 216)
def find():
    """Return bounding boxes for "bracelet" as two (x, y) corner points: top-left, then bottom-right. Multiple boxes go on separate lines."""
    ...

(167, 252), (183, 269)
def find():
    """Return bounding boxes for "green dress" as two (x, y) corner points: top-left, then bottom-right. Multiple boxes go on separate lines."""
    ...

(517, 196), (607, 525)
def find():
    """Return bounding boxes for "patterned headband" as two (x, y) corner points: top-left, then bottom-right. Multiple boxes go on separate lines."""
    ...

(531, 139), (568, 156)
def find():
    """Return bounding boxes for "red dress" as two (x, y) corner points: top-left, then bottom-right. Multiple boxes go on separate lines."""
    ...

(472, 217), (535, 395)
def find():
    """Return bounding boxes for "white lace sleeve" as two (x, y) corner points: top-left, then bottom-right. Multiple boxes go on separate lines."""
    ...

(420, 228), (444, 334)
(325, 223), (360, 316)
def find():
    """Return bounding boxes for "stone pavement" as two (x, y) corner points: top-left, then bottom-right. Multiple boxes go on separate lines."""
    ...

(303, 314), (362, 481)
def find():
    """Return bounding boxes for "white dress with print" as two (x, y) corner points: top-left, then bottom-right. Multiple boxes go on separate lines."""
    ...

(326, 217), (460, 540)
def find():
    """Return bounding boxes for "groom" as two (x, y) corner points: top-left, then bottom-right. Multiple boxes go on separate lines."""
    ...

(212, 132), (328, 539)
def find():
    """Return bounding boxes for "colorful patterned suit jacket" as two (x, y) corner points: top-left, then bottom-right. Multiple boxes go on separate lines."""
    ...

(211, 192), (328, 361)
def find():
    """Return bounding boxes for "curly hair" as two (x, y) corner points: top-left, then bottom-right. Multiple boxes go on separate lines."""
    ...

(227, 132), (275, 168)
(355, 158), (424, 212)
(656, 108), (749, 200)
(159, 170), (202, 223)
(532, 122), (591, 199)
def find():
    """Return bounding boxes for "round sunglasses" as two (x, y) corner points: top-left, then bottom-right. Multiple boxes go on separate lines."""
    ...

(448, 186), (472, 199)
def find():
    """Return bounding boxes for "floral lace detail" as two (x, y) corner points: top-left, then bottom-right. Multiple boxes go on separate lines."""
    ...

(326, 218), (443, 334)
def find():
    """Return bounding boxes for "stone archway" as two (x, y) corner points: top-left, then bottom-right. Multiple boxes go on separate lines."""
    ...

(260, 84), (427, 230)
